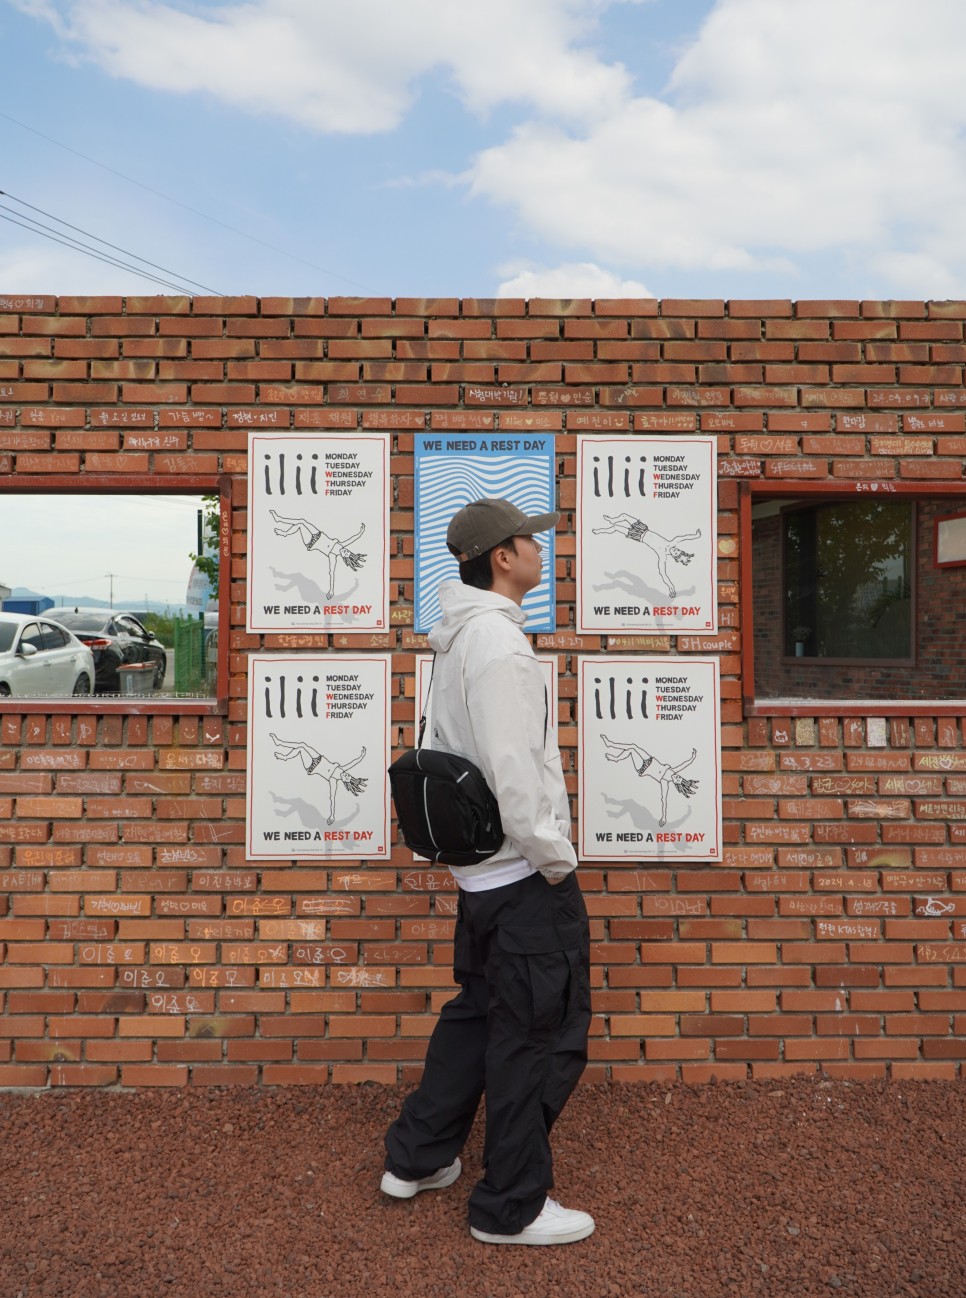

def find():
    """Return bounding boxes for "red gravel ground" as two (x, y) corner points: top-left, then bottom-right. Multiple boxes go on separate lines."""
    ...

(0, 1076), (963, 1298)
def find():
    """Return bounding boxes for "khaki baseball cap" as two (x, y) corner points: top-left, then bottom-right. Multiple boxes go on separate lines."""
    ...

(446, 497), (560, 562)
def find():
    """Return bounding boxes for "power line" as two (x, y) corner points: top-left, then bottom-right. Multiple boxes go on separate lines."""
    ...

(0, 109), (370, 291)
(0, 190), (223, 295)
(0, 208), (205, 296)
(37, 573), (190, 588)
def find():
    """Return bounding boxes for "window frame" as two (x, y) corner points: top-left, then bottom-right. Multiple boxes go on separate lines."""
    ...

(739, 479), (966, 717)
(0, 474), (231, 716)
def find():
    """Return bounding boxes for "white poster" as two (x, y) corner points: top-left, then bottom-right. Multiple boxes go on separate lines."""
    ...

(247, 433), (390, 633)
(247, 653), (391, 860)
(576, 435), (717, 634)
(578, 656), (721, 862)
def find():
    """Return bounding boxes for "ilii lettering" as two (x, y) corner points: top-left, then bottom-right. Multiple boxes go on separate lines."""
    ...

(263, 452), (320, 497)
(262, 674), (321, 719)
(594, 676), (649, 721)
(593, 455), (648, 498)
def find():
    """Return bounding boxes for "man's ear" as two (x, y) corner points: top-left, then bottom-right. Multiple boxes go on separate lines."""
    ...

(490, 542), (513, 574)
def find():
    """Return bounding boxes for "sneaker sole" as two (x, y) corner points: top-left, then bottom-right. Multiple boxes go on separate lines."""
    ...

(380, 1174), (419, 1200)
(380, 1158), (462, 1199)
(470, 1220), (595, 1246)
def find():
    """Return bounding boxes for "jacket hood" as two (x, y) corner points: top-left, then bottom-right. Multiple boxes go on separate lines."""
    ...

(427, 579), (526, 651)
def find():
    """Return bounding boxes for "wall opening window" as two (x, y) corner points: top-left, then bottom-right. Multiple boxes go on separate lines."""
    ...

(0, 476), (228, 713)
(743, 483), (966, 712)
(782, 498), (913, 662)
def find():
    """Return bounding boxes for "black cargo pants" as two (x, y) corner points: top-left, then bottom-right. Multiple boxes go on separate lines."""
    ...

(384, 870), (591, 1235)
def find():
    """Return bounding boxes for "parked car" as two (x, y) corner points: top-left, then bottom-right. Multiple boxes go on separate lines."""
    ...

(54, 608), (167, 693)
(0, 612), (95, 698)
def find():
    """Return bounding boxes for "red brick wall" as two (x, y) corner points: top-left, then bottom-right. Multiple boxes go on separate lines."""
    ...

(2, 293), (966, 1088)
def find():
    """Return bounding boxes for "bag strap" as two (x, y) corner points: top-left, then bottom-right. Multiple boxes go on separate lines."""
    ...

(417, 652), (437, 750)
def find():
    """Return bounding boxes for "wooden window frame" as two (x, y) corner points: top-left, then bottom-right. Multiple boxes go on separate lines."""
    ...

(739, 479), (966, 717)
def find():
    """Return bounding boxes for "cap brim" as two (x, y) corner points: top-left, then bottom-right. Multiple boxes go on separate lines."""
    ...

(515, 510), (560, 536)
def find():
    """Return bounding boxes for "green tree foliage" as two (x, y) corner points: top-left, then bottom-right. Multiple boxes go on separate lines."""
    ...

(189, 494), (220, 599)
(784, 499), (911, 658)
(141, 612), (177, 648)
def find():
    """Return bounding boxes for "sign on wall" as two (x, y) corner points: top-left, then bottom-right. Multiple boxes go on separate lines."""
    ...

(414, 432), (557, 632)
(576, 436), (717, 634)
(246, 653), (391, 860)
(247, 433), (390, 633)
(578, 656), (721, 861)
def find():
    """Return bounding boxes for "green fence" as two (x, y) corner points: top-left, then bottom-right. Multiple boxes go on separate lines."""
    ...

(173, 617), (206, 694)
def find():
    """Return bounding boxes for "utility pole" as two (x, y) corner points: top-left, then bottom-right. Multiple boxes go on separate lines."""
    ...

(106, 573), (116, 608)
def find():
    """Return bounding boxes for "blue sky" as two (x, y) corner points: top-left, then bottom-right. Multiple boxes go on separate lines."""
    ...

(3, 0), (966, 302)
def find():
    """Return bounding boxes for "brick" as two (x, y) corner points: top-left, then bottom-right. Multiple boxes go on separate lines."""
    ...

(712, 942), (776, 964)
(50, 1064), (119, 1087)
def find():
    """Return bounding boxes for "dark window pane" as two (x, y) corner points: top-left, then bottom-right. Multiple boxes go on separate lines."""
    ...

(55, 612), (107, 632)
(783, 500), (912, 660)
(41, 623), (70, 649)
(20, 623), (44, 653)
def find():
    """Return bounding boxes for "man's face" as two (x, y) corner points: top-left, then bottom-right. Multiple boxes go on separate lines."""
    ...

(509, 533), (543, 595)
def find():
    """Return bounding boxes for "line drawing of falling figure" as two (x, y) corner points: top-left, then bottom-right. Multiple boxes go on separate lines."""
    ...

(592, 513), (700, 599)
(269, 510), (366, 599)
(600, 734), (699, 827)
(270, 734), (368, 825)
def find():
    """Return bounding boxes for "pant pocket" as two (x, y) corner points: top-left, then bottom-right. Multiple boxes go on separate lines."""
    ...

(495, 922), (584, 1035)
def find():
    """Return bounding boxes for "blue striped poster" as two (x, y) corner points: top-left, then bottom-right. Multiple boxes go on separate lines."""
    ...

(414, 433), (557, 632)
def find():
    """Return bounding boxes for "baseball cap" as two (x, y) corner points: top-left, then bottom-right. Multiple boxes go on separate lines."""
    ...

(446, 497), (560, 562)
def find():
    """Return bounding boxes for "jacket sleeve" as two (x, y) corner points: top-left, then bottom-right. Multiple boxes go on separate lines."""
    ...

(467, 653), (578, 877)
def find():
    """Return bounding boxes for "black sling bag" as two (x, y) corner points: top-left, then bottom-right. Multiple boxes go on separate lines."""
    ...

(387, 654), (504, 867)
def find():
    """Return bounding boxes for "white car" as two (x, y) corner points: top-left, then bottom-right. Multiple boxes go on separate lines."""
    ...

(0, 612), (96, 698)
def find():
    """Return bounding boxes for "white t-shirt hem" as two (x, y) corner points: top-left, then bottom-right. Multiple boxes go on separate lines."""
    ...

(452, 857), (536, 892)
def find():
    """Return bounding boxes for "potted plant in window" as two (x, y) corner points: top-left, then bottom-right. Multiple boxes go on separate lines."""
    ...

(792, 625), (812, 657)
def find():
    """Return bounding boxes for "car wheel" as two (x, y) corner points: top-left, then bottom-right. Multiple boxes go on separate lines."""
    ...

(0, 683), (10, 697)
(73, 673), (91, 696)
(154, 656), (166, 689)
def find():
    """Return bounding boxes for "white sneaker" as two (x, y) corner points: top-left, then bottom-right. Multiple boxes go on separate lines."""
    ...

(380, 1157), (462, 1200)
(470, 1196), (595, 1245)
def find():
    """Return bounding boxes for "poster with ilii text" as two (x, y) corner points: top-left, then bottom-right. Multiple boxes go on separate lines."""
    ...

(414, 432), (556, 633)
(247, 433), (389, 633)
(576, 435), (717, 634)
(578, 656), (721, 861)
(247, 654), (391, 860)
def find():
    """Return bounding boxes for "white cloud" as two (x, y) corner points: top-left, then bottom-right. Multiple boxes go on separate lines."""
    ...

(497, 262), (652, 299)
(466, 0), (966, 293)
(14, 0), (635, 133)
(867, 252), (962, 302)
(14, 0), (966, 296)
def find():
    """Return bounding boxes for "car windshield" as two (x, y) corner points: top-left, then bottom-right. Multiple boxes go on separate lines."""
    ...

(54, 612), (107, 632)
(0, 624), (17, 652)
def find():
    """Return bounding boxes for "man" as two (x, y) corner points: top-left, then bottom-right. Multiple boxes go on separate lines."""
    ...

(382, 497), (593, 1246)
